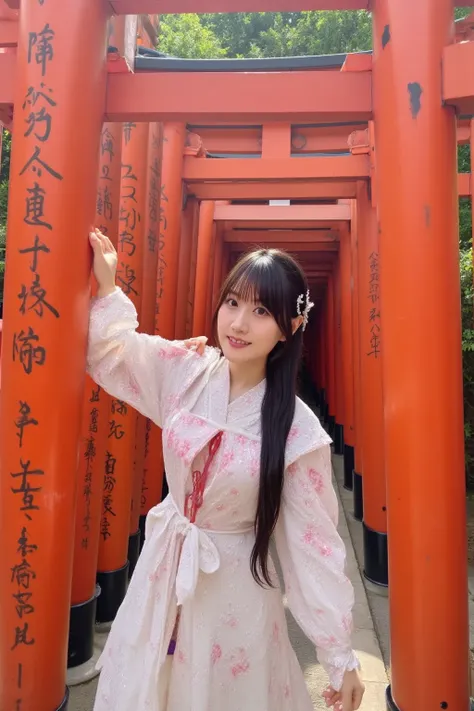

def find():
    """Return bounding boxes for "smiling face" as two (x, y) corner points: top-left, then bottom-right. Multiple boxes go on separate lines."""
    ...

(212, 249), (308, 375)
(217, 292), (285, 367)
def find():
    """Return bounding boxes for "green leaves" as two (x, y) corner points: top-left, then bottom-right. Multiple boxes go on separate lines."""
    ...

(159, 14), (226, 58)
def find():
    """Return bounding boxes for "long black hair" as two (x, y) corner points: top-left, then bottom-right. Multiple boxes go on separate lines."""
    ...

(212, 248), (309, 587)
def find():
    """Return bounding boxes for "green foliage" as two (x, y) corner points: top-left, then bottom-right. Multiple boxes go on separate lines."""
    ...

(459, 141), (474, 485)
(158, 13), (226, 58)
(162, 11), (372, 59)
(455, 7), (474, 20)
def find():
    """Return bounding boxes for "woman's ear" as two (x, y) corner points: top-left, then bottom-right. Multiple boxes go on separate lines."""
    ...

(291, 315), (304, 335)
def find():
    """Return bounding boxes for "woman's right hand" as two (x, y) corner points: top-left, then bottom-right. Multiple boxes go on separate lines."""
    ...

(89, 228), (118, 298)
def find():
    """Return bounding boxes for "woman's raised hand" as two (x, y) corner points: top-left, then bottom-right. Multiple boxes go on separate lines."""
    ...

(89, 228), (118, 298)
(183, 336), (208, 356)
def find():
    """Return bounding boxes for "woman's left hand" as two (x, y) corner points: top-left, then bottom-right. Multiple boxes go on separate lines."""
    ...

(322, 669), (365, 711)
(183, 336), (208, 356)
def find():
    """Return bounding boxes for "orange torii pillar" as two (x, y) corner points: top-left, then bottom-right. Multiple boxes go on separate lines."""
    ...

(340, 226), (356, 490)
(206, 224), (220, 341)
(68, 120), (123, 677)
(333, 256), (345, 455)
(212, 224), (224, 314)
(153, 122), (186, 502)
(0, 1), (108, 708)
(351, 202), (364, 520)
(96, 122), (148, 623)
(356, 181), (387, 586)
(325, 275), (336, 438)
(185, 200), (200, 339)
(193, 201), (216, 337)
(318, 306), (328, 425)
(129, 122), (162, 568)
(175, 196), (196, 339)
(136, 122), (162, 550)
(372, 2), (469, 709)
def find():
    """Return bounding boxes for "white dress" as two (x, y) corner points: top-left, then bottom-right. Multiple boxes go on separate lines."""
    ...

(87, 287), (359, 711)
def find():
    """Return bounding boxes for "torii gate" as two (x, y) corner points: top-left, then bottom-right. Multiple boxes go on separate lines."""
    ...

(0, 1), (472, 711)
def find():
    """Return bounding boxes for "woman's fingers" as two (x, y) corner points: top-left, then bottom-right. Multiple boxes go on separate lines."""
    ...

(184, 337), (208, 355)
(89, 231), (103, 250)
(352, 685), (364, 710)
(322, 688), (340, 708)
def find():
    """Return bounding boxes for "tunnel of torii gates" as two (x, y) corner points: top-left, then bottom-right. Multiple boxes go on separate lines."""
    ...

(0, 1), (474, 711)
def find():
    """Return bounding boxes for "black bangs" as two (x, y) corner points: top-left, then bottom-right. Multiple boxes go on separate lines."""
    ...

(220, 250), (295, 336)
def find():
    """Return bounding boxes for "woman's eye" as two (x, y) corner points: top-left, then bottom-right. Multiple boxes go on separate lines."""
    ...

(226, 298), (238, 307)
(255, 307), (268, 316)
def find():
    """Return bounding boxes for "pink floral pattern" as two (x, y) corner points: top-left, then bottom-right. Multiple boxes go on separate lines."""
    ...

(87, 288), (359, 711)
(230, 648), (250, 678)
(211, 644), (222, 665)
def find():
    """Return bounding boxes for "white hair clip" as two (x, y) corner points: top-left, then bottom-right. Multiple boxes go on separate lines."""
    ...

(296, 290), (314, 331)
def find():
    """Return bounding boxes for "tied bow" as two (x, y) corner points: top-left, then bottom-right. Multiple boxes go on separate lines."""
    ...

(174, 517), (221, 605)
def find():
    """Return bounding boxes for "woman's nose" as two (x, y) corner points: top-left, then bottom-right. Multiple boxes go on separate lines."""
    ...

(231, 312), (248, 333)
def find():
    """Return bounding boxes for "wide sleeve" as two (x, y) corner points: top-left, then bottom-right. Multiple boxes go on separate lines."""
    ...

(274, 443), (359, 691)
(86, 287), (217, 428)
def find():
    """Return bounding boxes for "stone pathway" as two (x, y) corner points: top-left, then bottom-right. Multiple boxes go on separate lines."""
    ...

(69, 451), (388, 710)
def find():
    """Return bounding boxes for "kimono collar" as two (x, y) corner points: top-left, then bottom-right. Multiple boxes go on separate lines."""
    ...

(207, 358), (266, 431)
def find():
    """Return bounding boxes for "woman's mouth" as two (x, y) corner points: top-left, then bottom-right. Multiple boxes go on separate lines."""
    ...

(227, 336), (250, 349)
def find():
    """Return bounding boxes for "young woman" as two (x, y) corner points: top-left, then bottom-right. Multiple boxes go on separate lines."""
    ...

(88, 229), (364, 711)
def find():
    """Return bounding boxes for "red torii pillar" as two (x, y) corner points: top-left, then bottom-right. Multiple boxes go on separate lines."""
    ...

(340, 225), (356, 490)
(350, 201), (364, 520)
(373, 1), (469, 708)
(325, 273), (336, 438)
(0, 1), (108, 708)
(193, 201), (215, 337)
(96, 122), (148, 623)
(356, 181), (387, 587)
(68, 120), (123, 676)
(333, 255), (345, 455)
(129, 122), (162, 572)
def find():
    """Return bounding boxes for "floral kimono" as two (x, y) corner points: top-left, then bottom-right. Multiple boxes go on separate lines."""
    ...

(87, 288), (359, 711)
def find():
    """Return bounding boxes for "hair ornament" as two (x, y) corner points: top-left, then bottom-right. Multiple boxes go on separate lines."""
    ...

(296, 290), (314, 331)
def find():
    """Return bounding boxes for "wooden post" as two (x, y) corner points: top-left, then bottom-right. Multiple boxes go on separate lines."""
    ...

(153, 122), (186, 501)
(0, 0), (108, 707)
(96, 122), (148, 623)
(372, 1), (469, 707)
(192, 201), (215, 336)
(185, 200), (200, 340)
(333, 255), (345, 455)
(68, 119), (123, 675)
(129, 122), (162, 570)
(155, 122), (186, 338)
(175, 196), (195, 339)
(138, 123), (164, 545)
(325, 274), (336, 437)
(351, 201), (364, 521)
(356, 181), (387, 586)
(340, 225), (355, 490)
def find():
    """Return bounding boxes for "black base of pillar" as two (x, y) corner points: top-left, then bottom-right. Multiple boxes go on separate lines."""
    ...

(334, 423), (344, 455)
(68, 585), (100, 668)
(386, 685), (399, 710)
(353, 471), (363, 521)
(363, 523), (388, 587)
(128, 530), (141, 579)
(57, 688), (70, 710)
(139, 513), (147, 552)
(343, 444), (354, 490)
(327, 415), (335, 438)
(96, 561), (129, 624)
